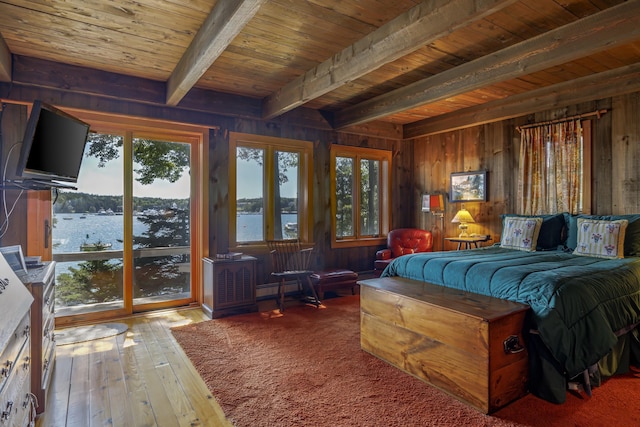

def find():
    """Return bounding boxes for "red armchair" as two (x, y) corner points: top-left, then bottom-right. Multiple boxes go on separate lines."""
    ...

(374, 228), (433, 277)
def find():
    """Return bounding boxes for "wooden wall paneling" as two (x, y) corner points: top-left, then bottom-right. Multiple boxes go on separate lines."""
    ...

(412, 137), (426, 242)
(412, 137), (428, 235)
(444, 130), (465, 250)
(428, 134), (449, 251)
(209, 125), (232, 259)
(481, 121), (509, 241)
(311, 132), (332, 270)
(612, 93), (640, 214)
(0, 103), (28, 247)
(591, 98), (613, 214)
(458, 126), (485, 237)
(393, 138), (413, 229)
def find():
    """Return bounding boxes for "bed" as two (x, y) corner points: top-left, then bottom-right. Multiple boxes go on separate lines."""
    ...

(380, 213), (640, 403)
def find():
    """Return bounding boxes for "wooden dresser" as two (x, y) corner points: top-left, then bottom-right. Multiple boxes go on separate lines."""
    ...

(22, 262), (56, 415)
(0, 255), (34, 427)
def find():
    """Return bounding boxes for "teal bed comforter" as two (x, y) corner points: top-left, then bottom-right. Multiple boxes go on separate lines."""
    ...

(382, 246), (640, 401)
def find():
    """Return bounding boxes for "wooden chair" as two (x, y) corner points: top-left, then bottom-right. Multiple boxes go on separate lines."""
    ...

(267, 239), (320, 311)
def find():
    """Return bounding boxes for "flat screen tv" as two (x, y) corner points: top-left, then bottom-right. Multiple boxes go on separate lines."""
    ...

(15, 100), (90, 184)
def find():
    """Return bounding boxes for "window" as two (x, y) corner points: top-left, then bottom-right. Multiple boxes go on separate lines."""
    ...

(517, 119), (592, 215)
(331, 145), (391, 247)
(229, 132), (313, 247)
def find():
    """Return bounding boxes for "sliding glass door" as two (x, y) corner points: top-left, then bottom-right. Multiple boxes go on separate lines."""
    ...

(131, 136), (192, 310)
(51, 128), (201, 322)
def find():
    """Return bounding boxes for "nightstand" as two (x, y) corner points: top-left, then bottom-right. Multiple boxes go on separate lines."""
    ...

(445, 235), (491, 250)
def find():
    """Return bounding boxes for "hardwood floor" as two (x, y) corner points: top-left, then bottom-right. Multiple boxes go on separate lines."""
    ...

(36, 308), (233, 427)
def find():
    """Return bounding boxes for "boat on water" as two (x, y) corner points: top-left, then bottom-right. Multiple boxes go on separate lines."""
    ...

(284, 222), (298, 232)
(97, 208), (115, 216)
(80, 242), (113, 251)
(62, 217), (73, 220)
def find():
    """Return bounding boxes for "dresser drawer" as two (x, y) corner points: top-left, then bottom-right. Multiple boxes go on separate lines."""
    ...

(42, 313), (55, 346)
(41, 333), (56, 389)
(42, 283), (55, 318)
(0, 336), (31, 427)
(0, 314), (30, 394)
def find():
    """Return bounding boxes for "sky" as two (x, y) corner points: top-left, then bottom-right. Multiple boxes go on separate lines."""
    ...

(74, 149), (296, 200)
(236, 156), (298, 199)
(74, 152), (190, 199)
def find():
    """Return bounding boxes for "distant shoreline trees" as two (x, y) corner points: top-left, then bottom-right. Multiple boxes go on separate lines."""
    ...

(53, 192), (189, 214)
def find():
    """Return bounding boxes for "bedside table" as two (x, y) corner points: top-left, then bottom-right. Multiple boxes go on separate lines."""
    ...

(445, 235), (491, 250)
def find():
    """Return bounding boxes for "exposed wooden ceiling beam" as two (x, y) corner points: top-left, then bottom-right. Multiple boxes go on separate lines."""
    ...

(333, 0), (640, 129)
(403, 62), (640, 138)
(262, 0), (518, 120)
(0, 33), (11, 82)
(11, 55), (262, 119)
(165, 0), (266, 106)
(6, 55), (402, 138)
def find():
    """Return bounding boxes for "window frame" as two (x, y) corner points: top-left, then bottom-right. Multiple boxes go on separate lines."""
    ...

(330, 145), (391, 248)
(229, 132), (313, 248)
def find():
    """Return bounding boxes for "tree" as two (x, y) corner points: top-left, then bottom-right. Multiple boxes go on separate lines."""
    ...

(56, 242), (122, 304)
(86, 134), (190, 184)
(335, 157), (354, 237)
(132, 206), (190, 298)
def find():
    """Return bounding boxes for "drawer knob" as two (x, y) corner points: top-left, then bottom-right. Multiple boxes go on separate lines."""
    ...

(1, 400), (13, 420)
(503, 335), (525, 354)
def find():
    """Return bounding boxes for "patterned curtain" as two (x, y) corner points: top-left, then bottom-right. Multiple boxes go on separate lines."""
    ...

(517, 120), (582, 215)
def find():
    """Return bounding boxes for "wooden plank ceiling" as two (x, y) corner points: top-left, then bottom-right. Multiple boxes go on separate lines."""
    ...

(1, 0), (640, 138)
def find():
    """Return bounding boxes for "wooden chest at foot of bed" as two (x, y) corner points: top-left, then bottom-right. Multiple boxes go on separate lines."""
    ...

(359, 277), (530, 414)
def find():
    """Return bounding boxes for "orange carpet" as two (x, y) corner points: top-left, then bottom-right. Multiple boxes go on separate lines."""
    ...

(171, 295), (640, 427)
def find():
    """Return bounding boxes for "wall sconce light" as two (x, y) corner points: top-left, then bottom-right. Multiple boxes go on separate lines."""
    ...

(422, 194), (445, 249)
(451, 207), (475, 237)
(421, 194), (444, 214)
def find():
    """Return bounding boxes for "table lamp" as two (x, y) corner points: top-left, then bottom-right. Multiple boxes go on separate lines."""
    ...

(451, 207), (475, 237)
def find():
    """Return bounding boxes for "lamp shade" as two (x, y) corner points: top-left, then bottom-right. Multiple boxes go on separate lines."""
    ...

(451, 208), (475, 224)
(451, 208), (475, 238)
(430, 194), (444, 211)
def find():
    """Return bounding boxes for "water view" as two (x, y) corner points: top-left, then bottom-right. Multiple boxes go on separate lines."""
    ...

(237, 213), (298, 242)
(53, 212), (299, 254)
(53, 212), (148, 253)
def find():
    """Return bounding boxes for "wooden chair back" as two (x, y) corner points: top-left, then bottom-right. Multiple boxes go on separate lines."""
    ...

(267, 239), (313, 273)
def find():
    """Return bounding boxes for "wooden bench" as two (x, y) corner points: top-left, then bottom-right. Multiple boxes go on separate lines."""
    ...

(358, 276), (530, 414)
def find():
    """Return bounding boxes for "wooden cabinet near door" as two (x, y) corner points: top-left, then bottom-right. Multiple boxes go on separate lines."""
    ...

(23, 261), (56, 415)
(202, 256), (257, 318)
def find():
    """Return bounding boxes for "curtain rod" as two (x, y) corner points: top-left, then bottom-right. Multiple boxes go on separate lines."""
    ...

(516, 109), (608, 132)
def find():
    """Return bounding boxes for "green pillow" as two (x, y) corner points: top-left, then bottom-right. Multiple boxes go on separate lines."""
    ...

(501, 213), (566, 251)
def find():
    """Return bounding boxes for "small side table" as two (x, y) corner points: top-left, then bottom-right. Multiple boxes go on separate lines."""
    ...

(445, 235), (491, 250)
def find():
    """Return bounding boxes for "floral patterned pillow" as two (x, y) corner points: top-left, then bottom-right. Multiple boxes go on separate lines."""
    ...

(572, 218), (628, 259)
(500, 217), (543, 252)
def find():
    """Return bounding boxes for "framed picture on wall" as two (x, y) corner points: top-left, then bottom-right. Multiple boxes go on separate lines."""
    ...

(450, 170), (487, 202)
